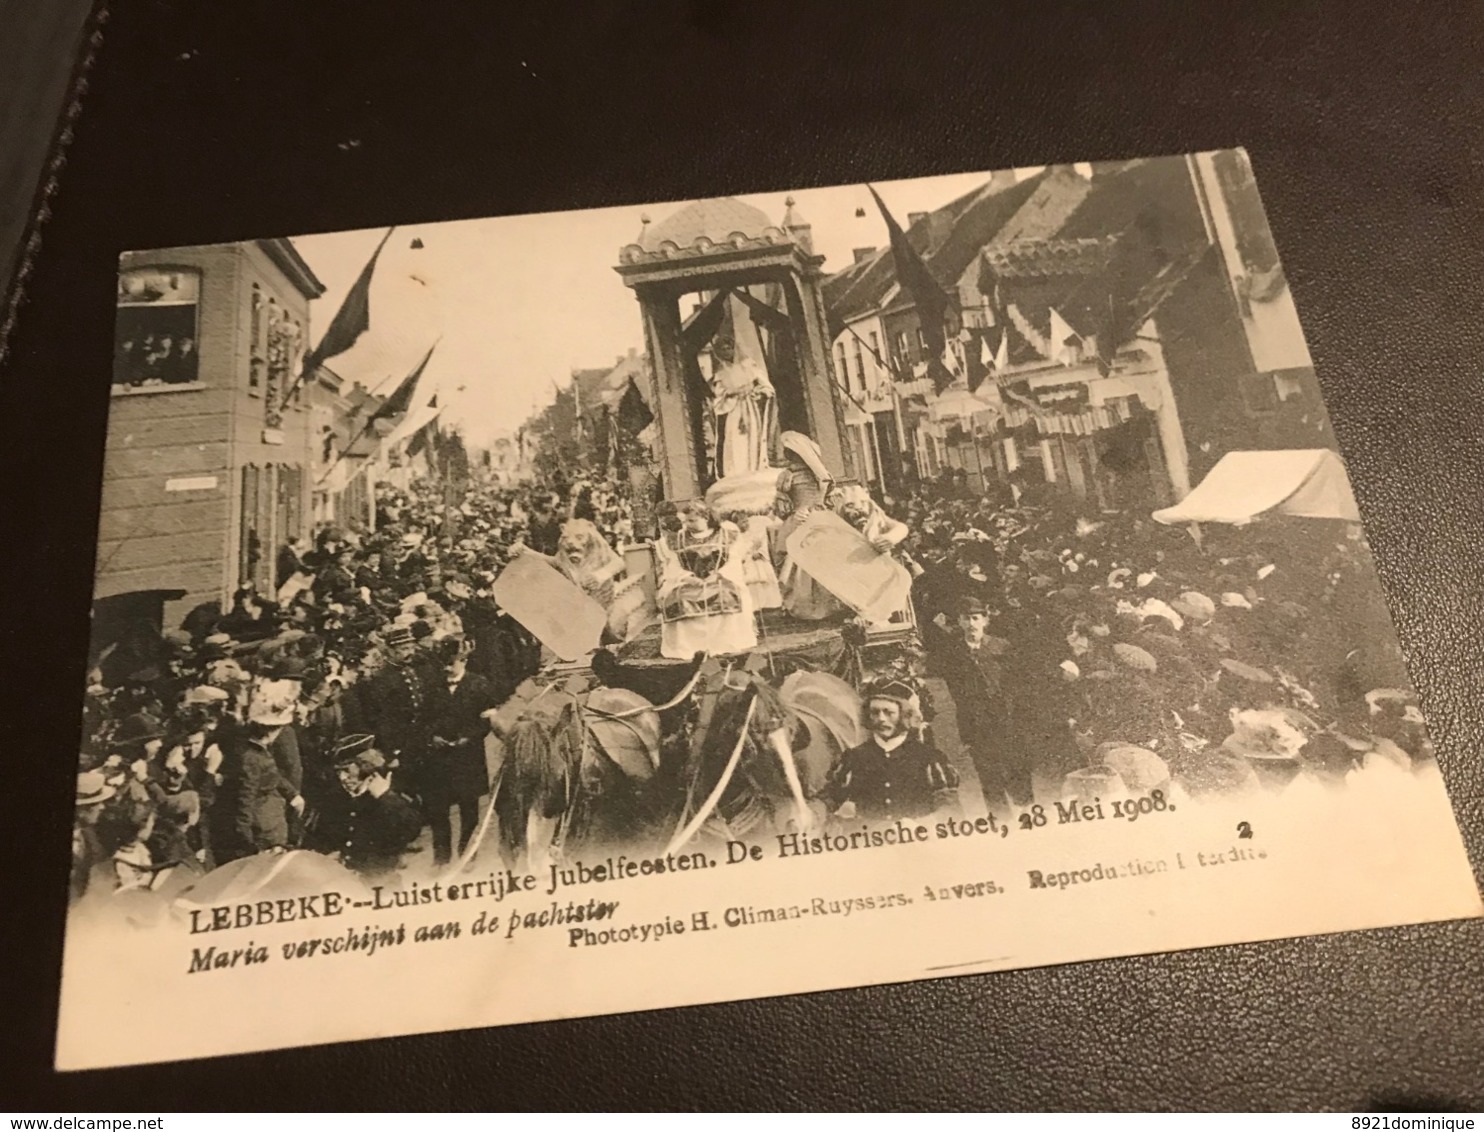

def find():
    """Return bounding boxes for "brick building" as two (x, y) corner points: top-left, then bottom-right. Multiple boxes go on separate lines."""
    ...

(94, 238), (324, 655)
(824, 151), (1326, 506)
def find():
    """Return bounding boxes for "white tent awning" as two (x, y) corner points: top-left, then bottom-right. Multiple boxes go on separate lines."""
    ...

(929, 383), (994, 422)
(1151, 448), (1360, 525)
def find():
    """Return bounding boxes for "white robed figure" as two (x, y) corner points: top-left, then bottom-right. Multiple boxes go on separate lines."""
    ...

(708, 334), (776, 479)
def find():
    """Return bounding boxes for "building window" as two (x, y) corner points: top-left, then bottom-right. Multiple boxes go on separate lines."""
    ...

(835, 343), (848, 386)
(852, 338), (865, 391)
(867, 331), (881, 376)
(895, 330), (910, 364)
(277, 464), (304, 546)
(114, 267), (201, 390)
(239, 464), (263, 588)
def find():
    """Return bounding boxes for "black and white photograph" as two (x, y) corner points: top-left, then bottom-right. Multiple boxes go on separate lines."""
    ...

(58, 150), (1481, 1071)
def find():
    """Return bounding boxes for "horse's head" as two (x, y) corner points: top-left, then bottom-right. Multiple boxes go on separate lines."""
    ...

(669, 664), (822, 851)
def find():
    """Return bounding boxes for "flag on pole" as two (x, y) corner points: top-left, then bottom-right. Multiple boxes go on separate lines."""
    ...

(941, 340), (959, 377)
(1049, 307), (1078, 365)
(306, 227), (395, 369)
(969, 331), (992, 393)
(868, 185), (953, 393)
(370, 341), (435, 423)
(406, 418), (436, 457)
(617, 376), (654, 432)
(314, 339), (433, 487)
(970, 328), (1010, 393)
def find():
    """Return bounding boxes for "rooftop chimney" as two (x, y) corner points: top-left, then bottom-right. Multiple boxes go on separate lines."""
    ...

(908, 211), (929, 227)
(852, 247), (876, 264)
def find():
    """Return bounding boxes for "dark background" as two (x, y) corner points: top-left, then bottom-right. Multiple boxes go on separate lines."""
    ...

(3, 0), (1484, 1112)
(0, 0), (94, 345)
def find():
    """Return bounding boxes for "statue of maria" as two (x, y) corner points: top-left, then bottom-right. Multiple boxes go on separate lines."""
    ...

(708, 334), (776, 480)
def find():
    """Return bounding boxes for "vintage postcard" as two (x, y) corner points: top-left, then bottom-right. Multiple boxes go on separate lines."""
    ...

(60, 150), (1481, 1069)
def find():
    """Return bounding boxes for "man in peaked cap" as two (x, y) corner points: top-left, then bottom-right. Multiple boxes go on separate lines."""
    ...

(340, 623), (434, 810)
(315, 735), (423, 879)
(825, 678), (958, 824)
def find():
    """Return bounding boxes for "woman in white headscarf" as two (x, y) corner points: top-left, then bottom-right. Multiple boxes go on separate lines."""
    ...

(774, 431), (846, 621)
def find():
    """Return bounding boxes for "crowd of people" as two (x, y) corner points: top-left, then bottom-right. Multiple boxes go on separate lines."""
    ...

(890, 473), (1431, 808)
(112, 331), (200, 388)
(73, 445), (1432, 906)
(74, 474), (623, 903)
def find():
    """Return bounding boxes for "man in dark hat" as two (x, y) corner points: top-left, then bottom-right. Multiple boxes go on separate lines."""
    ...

(303, 526), (346, 574)
(419, 636), (495, 866)
(386, 532), (432, 592)
(318, 735), (422, 879)
(276, 536), (308, 592)
(917, 593), (1018, 816)
(826, 679), (958, 823)
(112, 710), (166, 761)
(313, 544), (360, 607)
(197, 633), (233, 665)
(527, 495), (563, 557)
(220, 586), (279, 643)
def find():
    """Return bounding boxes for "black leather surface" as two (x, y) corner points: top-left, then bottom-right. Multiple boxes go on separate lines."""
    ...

(3, 0), (1483, 1111)
(0, 0), (95, 347)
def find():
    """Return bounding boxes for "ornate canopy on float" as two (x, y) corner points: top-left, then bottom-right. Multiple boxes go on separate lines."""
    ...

(616, 196), (854, 503)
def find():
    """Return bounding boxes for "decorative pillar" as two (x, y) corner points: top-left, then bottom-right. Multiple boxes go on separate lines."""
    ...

(784, 272), (853, 480)
(637, 287), (700, 501)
